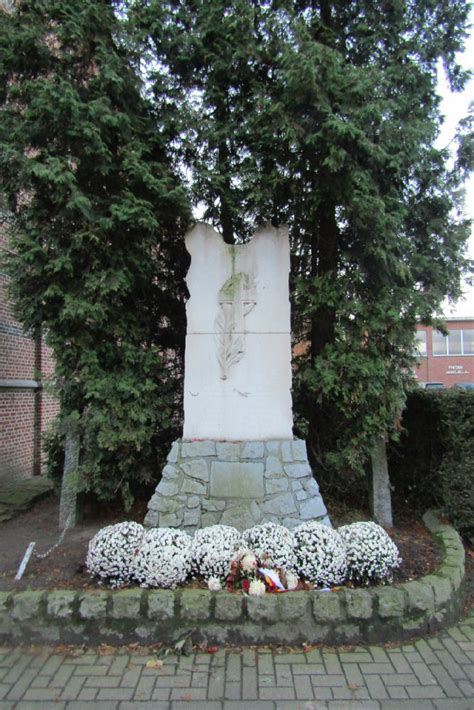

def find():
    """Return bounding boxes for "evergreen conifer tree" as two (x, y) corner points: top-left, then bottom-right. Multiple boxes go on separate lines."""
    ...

(0, 0), (191, 508)
(137, 0), (472, 517)
(2, 0), (471, 519)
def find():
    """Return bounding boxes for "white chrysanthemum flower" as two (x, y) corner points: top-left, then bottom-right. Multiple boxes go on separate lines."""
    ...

(132, 528), (192, 589)
(241, 552), (258, 573)
(86, 521), (144, 587)
(249, 578), (266, 596)
(242, 522), (297, 571)
(338, 521), (401, 584)
(294, 522), (347, 587)
(285, 571), (299, 591)
(207, 576), (222, 592)
(191, 525), (242, 580)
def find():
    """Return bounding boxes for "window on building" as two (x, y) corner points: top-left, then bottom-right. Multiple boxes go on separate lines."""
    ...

(432, 328), (474, 356)
(448, 329), (462, 355)
(433, 330), (448, 356)
(464, 329), (474, 355)
(414, 330), (427, 356)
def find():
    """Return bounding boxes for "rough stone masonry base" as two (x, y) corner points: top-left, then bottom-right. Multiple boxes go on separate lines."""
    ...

(144, 438), (330, 532)
(0, 511), (466, 646)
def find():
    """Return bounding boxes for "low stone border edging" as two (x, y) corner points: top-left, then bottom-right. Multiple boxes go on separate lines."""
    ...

(0, 510), (466, 646)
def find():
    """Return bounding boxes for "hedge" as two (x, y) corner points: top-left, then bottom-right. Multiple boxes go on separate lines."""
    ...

(388, 389), (474, 540)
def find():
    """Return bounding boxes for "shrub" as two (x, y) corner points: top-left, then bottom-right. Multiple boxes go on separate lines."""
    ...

(86, 521), (144, 587)
(242, 522), (297, 571)
(43, 427), (64, 493)
(338, 521), (401, 584)
(437, 390), (474, 540)
(293, 522), (347, 586)
(388, 389), (443, 512)
(439, 452), (474, 541)
(389, 389), (474, 538)
(133, 528), (192, 588)
(191, 525), (242, 580)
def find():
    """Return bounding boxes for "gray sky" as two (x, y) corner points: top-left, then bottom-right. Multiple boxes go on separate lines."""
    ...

(438, 10), (473, 319)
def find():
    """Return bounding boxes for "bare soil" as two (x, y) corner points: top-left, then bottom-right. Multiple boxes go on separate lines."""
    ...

(1, 493), (464, 598)
(0, 494), (144, 592)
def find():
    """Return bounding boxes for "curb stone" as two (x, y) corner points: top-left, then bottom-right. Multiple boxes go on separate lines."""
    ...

(0, 509), (466, 646)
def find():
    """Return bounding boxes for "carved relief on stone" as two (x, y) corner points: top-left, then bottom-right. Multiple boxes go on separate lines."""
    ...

(182, 222), (293, 441)
(215, 271), (256, 380)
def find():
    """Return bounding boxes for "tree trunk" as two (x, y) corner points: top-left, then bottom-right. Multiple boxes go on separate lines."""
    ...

(218, 141), (234, 245)
(58, 430), (80, 530)
(370, 436), (393, 527)
(308, 199), (339, 459)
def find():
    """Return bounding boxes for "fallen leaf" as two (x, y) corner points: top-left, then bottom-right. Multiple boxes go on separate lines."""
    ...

(174, 633), (193, 657)
(54, 644), (85, 658)
(97, 644), (115, 656)
(146, 658), (163, 669)
(174, 638), (186, 653)
(207, 646), (219, 654)
(182, 638), (193, 656)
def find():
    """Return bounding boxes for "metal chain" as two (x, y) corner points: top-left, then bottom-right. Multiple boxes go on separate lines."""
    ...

(33, 511), (73, 560)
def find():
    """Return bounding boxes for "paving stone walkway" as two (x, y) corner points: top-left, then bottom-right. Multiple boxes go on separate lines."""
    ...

(0, 610), (473, 709)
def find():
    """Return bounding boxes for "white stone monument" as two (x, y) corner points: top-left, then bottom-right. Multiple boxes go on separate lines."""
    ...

(183, 222), (293, 441)
(145, 223), (329, 531)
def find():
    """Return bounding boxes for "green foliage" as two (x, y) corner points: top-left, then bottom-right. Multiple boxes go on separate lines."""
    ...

(137, 0), (471, 481)
(43, 427), (65, 494)
(1, 0), (472, 512)
(437, 391), (474, 540)
(389, 389), (474, 539)
(0, 0), (191, 507)
(439, 453), (474, 542)
(388, 390), (444, 512)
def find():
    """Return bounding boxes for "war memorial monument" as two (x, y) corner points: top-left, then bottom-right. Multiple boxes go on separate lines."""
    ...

(145, 223), (329, 531)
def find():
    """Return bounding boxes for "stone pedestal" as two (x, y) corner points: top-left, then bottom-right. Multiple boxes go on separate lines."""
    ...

(144, 438), (330, 533)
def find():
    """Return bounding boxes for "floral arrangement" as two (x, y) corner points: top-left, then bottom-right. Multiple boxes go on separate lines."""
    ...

(191, 524), (242, 580)
(293, 521), (347, 587)
(242, 522), (297, 571)
(132, 527), (192, 589)
(207, 576), (222, 592)
(225, 549), (258, 593)
(249, 579), (266, 596)
(338, 521), (402, 584)
(225, 548), (300, 594)
(86, 521), (145, 587)
(85, 518), (402, 593)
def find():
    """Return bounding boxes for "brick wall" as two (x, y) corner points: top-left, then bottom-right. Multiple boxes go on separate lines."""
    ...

(414, 321), (474, 387)
(0, 226), (59, 481)
(0, 389), (36, 479)
(0, 331), (36, 380)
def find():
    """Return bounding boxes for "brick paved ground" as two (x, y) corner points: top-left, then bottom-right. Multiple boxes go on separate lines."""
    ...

(0, 611), (472, 709)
